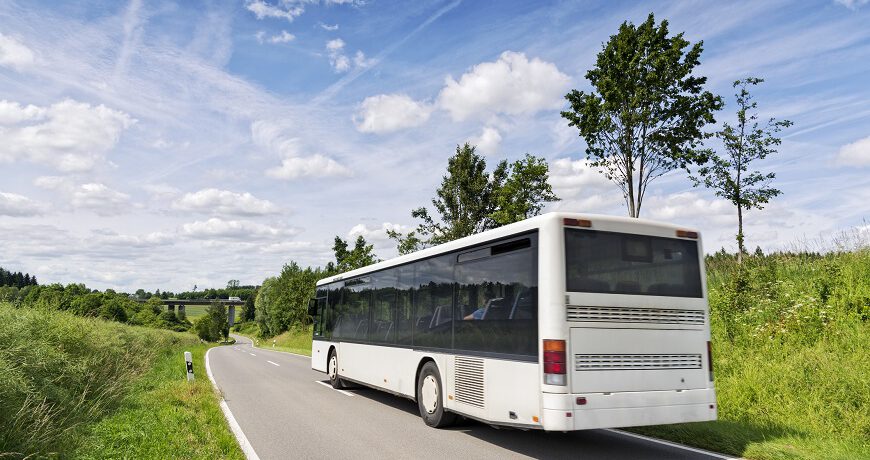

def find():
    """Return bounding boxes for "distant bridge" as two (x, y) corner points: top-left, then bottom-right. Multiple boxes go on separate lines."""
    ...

(134, 298), (244, 326)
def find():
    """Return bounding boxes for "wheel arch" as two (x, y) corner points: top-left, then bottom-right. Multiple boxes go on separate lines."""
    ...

(413, 356), (437, 402)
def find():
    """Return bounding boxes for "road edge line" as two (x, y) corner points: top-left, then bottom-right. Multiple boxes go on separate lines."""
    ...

(205, 346), (261, 460)
(231, 333), (311, 359)
(605, 429), (740, 459)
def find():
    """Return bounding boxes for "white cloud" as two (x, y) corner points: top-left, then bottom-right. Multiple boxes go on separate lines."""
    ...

(0, 99), (134, 172)
(645, 192), (734, 225)
(172, 188), (279, 216)
(353, 50), (374, 68)
(266, 154), (352, 179)
(470, 126), (502, 156)
(142, 183), (180, 200)
(348, 222), (408, 252)
(256, 30), (296, 44)
(89, 229), (173, 248)
(253, 120), (352, 180)
(245, 0), (304, 22)
(835, 0), (869, 10)
(354, 94), (433, 133)
(548, 157), (612, 198)
(325, 38), (371, 73)
(181, 217), (298, 241)
(71, 183), (132, 216)
(0, 33), (35, 71)
(437, 51), (571, 121)
(319, 22), (339, 31)
(0, 191), (47, 217)
(836, 135), (870, 166)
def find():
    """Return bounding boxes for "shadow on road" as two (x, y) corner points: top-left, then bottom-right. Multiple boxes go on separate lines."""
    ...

(343, 386), (725, 459)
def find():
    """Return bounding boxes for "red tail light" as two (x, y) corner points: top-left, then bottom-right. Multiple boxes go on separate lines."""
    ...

(543, 339), (567, 385)
(707, 341), (714, 381)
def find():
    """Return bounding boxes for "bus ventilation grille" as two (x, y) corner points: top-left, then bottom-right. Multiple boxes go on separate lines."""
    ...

(455, 356), (485, 408)
(575, 354), (703, 371)
(567, 306), (705, 325)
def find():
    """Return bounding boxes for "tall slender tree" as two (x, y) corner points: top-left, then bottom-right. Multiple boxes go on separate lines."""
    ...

(561, 13), (723, 217)
(693, 77), (792, 263)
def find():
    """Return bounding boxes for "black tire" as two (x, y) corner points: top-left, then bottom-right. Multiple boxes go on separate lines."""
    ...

(417, 361), (456, 428)
(328, 349), (344, 389)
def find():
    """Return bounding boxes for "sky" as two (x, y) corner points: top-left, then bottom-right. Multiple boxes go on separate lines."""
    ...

(1, 0), (869, 292)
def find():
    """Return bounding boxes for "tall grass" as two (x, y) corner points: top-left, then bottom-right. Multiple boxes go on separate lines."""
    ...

(0, 302), (231, 458)
(632, 247), (870, 459)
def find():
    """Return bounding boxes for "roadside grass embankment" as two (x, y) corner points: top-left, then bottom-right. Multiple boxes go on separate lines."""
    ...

(0, 302), (243, 459)
(630, 248), (870, 459)
(234, 321), (312, 356)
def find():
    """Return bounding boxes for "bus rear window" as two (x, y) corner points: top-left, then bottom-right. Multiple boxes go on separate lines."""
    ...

(565, 229), (702, 298)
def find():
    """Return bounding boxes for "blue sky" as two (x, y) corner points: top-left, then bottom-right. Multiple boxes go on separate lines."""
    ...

(1, 0), (869, 291)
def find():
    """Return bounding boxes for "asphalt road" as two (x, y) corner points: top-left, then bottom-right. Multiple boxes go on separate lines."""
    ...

(207, 334), (732, 460)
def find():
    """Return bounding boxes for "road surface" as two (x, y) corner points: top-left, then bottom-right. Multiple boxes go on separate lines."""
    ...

(207, 334), (731, 460)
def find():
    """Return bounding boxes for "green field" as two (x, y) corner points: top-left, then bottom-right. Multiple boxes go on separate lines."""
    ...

(0, 302), (243, 459)
(176, 304), (243, 322)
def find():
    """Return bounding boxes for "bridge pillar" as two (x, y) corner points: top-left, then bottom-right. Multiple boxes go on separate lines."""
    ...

(178, 305), (185, 314)
(228, 305), (236, 327)
(168, 304), (175, 312)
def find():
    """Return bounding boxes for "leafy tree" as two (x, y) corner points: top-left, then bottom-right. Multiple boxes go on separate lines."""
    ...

(255, 263), (324, 336)
(389, 143), (558, 254)
(207, 303), (229, 341)
(227, 279), (240, 289)
(328, 236), (379, 274)
(243, 290), (257, 322)
(99, 298), (128, 323)
(693, 77), (792, 263)
(561, 13), (723, 217)
(71, 292), (104, 317)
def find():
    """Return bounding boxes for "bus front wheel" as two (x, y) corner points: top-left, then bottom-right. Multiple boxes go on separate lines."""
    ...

(417, 361), (455, 428)
(328, 349), (344, 389)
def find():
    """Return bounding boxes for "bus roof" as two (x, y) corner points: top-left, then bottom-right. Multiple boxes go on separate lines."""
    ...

(316, 212), (700, 287)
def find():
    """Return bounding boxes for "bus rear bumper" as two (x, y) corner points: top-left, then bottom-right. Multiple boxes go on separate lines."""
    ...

(540, 388), (717, 431)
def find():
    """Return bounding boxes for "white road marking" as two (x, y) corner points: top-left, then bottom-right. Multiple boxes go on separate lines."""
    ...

(605, 429), (738, 459)
(249, 353), (257, 356)
(267, 360), (280, 367)
(205, 347), (261, 460)
(231, 334), (310, 359)
(315, 380), (356, 397)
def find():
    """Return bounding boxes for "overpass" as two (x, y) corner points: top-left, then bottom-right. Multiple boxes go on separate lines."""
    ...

(135, 298), (245, 326)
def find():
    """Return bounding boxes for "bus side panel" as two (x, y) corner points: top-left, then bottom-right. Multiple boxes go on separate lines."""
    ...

(311, 339), (332, 373)
(485, 359), (540, 425)
(339, 342), (420, 398)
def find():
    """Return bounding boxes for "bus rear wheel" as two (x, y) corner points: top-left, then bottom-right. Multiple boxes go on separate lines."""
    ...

(328, 349), (344, 389)
(417, 361), (455, 428)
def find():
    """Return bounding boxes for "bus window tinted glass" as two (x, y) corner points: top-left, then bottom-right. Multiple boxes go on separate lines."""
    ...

(370, 269), (398, 343)
(412, 255), (454, 350)
(395, 266), (414, 346)
(333, 280), (372, 340)
(455, 236), (537, 357)
(324, 283), (342, 339)
(565, 229), (702, 298)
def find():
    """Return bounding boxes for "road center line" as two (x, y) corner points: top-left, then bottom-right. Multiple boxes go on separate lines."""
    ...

(249, 353), (257, 356)
(267, 360), (279, 366)
(315, 380), (356, 397)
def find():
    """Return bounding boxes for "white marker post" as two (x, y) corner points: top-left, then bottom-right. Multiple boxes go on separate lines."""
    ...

(185, 351), (194, 381)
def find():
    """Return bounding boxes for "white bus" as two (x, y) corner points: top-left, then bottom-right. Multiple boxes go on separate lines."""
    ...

(310, 212), (716, 430)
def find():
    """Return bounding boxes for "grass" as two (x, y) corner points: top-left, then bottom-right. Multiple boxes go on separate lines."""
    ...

(629, 248), (870, 459)
(234, 321), (313, 356)
(179, 304), (242, 322)
(0, 302), (243, 459)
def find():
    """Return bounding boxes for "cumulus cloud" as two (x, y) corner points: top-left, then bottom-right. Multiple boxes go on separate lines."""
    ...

(172, 188), (279, 216)
(0, 33), (35, 71)
(253, 120), (352, 180)
(834, 0), (869, 10)
(644, 192), (734, 225)
(89, 228), (173, 248)
(326, 38), (371, 73)
(354, 94), (433, 133)
(470, 126), (502, 155)
(256, 30), (296, 44)
(266, 154), (352, 179)
(0, 191), (47, 217)
(437, 51), (571, 121)
(245, 0), (304, 22)
(181, 217), (299, 241)
(0, 99), (134, 172)
(836, 135), (870, 166)
(348, 222), (409, 252)
(319, 22), (339, 31)
(71, 183), (132, 216)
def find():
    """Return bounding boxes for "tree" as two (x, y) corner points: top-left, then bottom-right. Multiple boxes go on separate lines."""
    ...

(693, 77), (792, 263)
(328, 236), (379, 274)
(389, 143), (558, 254)
(561, 13), (723, 217)
(227, 279), (240, 289)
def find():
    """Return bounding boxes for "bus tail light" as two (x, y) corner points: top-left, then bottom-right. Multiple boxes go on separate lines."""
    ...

(543, 339), (567, 385)
(707, 341), (714, 381)
(676, 229), (699, 239)
(564, 218), (591, 228)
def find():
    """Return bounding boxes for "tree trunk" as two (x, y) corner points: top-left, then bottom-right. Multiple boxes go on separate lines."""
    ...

(736, 203), (744, 265)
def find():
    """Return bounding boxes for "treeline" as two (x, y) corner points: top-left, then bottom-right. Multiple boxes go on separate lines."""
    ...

(0, 266), (38, 289)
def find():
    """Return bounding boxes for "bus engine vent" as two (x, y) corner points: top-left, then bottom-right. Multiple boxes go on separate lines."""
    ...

(575, 354), (703, 371)
(567, 306), (705, 325)
(454, 356), (485, 408)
